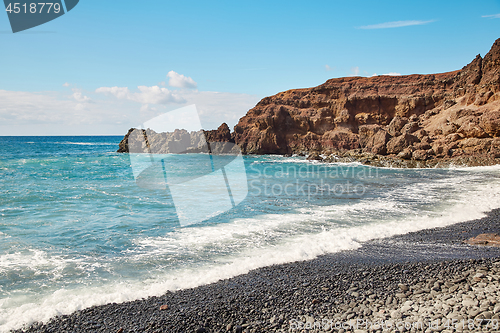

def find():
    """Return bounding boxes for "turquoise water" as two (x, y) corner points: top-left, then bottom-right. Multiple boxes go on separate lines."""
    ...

(1, 136), (500, 331)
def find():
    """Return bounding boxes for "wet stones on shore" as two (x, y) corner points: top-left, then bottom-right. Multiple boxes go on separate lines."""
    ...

(12, 258), (500, 333)
(305, 150), (500, 168)
(299, 260), (500, 333)
(12, 212), (500, 333)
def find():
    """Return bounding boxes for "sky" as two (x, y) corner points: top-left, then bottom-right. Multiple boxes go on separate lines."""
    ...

(0, 0), (500, 135)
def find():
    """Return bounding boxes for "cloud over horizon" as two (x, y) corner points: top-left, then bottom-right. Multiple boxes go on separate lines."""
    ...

(96, 85), (186, 104)
(71, 88), (91, 103)
(350, 66), (360, 76)
(0, 86), (259, 135)
(358, 20), (435, 29)
(372, 72), (402, 77)
(166, 71), (198, 89)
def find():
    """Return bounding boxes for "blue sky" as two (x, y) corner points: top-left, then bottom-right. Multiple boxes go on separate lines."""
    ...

(1, 0), (500, 135)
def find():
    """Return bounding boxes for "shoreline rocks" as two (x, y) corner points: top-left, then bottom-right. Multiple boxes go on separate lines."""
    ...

(303, 260), (500, 333)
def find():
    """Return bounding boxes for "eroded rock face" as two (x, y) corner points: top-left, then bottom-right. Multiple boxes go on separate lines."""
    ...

(232, 38), (500, 162)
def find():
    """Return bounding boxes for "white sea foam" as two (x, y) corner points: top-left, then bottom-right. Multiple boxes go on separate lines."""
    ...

(58, 142), (115, 146)
(0, 250), (70, 276)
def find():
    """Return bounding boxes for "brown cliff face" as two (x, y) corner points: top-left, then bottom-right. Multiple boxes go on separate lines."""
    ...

(233, 38), (500, 163)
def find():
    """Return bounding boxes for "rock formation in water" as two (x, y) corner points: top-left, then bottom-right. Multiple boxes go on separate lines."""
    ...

(117, 123), (239, 155)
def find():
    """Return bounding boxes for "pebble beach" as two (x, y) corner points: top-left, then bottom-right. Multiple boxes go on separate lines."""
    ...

(12, 208), (500, 333)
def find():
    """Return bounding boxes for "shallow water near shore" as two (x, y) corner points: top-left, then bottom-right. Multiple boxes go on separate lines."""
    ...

(1, 136), (500, 332)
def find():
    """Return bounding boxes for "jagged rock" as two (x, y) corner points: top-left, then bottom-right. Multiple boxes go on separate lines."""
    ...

(401, 121), (420, 134)
(414, 129), (428, 140)
(203, 123), (233, 142)
(306, 152), (323, 161)
(386, 134), (419, 155)
(359, 124), (391, 154)
(457, 121), (488, 138)
(464, 233), (500, 247)
(387, 116), (408, 137)
(414, 142), (432, 151)
(116, 124), (235, 154)
(117, 128), (135, 153)
(491, 138), (500, 158)
(397, 148), (413, 160)
(445, 133), (463, 143)
(432, 140), (450, 158)
(322, 130), (360, 151)
(460, 138), (492, 155)
(480, 110), (500, 137)
(412, 149), (430, 161)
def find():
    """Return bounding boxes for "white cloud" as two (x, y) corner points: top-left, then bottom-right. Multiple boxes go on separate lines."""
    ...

(166, 71), (197, 89)
(63, 82), (70, 87)
(358, 20), (435, 29)
(325, 65), (334, 71)
(95, 86), (131, 99)
(135, 85), (185, 104)
(71, 88), (91, 103)
(350, 66), (360, 76)
(0, 89), (135, 135)
(96, 85), (185, 104)
(0, 85), (260, 135)
(482, 13), (500, 18)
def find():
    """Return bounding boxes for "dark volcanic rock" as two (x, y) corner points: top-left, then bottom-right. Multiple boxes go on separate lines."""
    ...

(203, 122), (232, 142)
(116, 123), (237, 154)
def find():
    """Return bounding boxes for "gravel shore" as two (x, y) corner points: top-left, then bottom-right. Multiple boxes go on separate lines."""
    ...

(13, 209), (500, 333)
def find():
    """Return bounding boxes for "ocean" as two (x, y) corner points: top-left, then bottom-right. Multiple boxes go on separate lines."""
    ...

(1, 136), (500, 332)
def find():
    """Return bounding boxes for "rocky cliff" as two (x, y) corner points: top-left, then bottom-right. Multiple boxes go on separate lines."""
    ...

(232, 38), (500, 166)
(118, 39), (500, 167)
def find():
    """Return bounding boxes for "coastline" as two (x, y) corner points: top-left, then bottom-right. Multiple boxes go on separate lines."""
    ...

(14, 209), (500, 333)
(309, 150), (500, 169)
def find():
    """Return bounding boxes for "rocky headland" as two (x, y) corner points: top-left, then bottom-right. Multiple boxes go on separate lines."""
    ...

(232, 38), (500, 167)
(118, 38), (500, 168)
